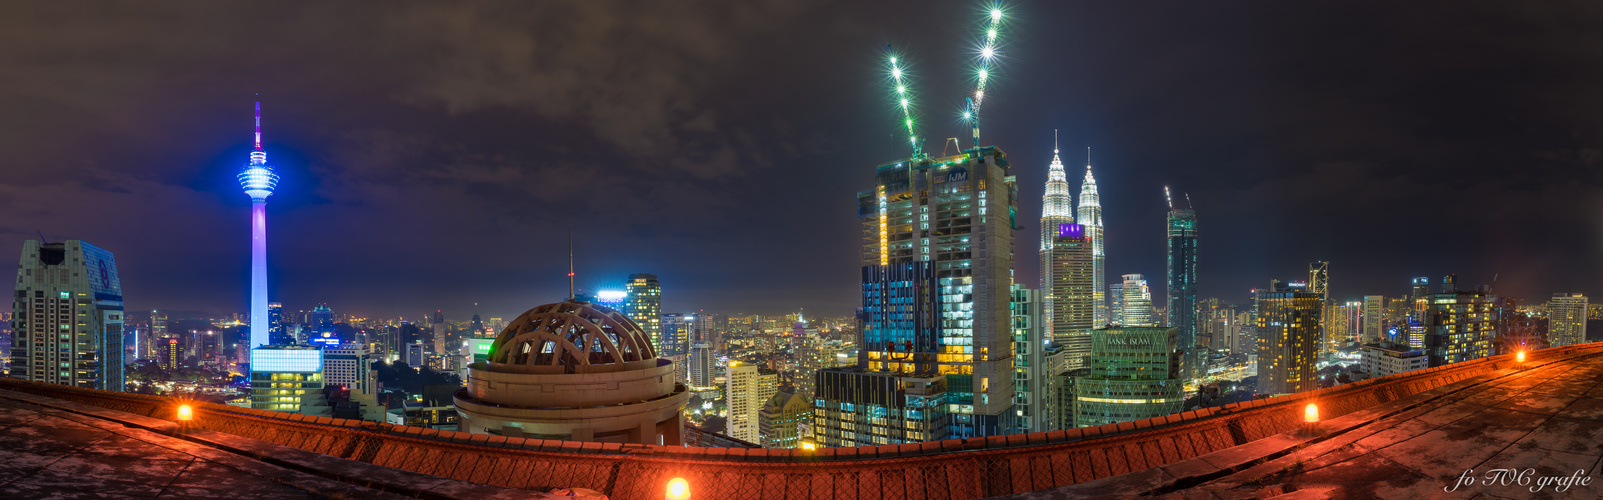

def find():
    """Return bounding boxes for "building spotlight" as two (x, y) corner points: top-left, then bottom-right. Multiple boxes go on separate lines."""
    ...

(1303, 403), (1319, 423)
(177, 404), (193, 421)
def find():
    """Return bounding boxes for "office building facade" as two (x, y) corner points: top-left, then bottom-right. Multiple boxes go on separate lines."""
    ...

(1118, 274), (1155, 327)
(1362, 295), (1385, 344)
(10, 240), (125, 391)
(626, 274), (662, 353)
(1358, 342), (1428, 377)
(759, 392), (813, 449)
(1009, 285), (1048, 433)
(726, 362), (777, 443)
(688, 341), (713, 387)
(1072, 326), (1183, 428)
(1047, 223), (1094, 370)
(1548, 293), (1588, 347)
(812, 368), (948, 447)
(1418, 277), (1497, 366)
(250, 345), (324, 412)
(1255, 281), (1322, 395)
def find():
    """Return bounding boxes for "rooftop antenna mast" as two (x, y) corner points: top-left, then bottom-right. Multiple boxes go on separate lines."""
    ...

(567, 226), (575, 300)
(966, 4), (1005, 148)
(1185, 192), (1193, 209)
(887, 45), (922, 159)
(1164, 186), (1173, 210)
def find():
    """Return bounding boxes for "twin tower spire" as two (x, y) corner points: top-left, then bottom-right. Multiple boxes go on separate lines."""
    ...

(1040, 130), (1101, 226)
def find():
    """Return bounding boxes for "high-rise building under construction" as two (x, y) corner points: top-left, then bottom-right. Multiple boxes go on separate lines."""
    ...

(842, 146), (1017, 439)
(1165, 190), (1198, 378)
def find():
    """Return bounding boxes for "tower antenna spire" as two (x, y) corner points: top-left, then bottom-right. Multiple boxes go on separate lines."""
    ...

(567, 226), (575, 300)
(1185, 192), (1193, 209)
(1054, 129), (1059, 153)
(1164, 186), (1173, 210)
(253, 98), (262, 151)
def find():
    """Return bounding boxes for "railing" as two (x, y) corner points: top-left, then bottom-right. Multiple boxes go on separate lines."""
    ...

(1, 343), (1597, 500)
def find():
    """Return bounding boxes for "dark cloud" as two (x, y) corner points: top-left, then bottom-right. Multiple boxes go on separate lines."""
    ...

(2, 1), (1602, 321)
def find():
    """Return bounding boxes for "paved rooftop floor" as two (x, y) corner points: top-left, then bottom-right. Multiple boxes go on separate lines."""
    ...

(1017, 351), (1603, 499)
(0, 397), (362, 499)
(0, 393), (549, 499)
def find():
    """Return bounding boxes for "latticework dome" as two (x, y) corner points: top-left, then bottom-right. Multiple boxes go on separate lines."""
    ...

(487, 300), (656, 368)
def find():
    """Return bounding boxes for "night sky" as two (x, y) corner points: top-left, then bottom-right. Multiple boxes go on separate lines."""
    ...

(4, 1), (1602, 321)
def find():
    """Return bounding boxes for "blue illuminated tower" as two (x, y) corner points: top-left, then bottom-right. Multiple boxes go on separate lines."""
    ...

(239, 102), (279, 350)
(1164, 188), (1198, 378)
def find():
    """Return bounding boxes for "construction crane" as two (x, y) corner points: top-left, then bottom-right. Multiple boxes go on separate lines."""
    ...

(967, 5), (1005, 148)
(880, 3), (1008, 157)
(887, 46), (922, 159)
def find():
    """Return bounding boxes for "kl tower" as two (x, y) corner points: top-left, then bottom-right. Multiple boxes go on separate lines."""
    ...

(238, 101), (279, 349)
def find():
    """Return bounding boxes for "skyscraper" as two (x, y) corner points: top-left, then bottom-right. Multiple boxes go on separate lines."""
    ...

(1009, 285), (1050, 433)
(850, 146), (1016, 438)
(267, 302), (290, 345)
(1078, 154), (1107, 326)
(1040, 136), (1074, 334)
(10, 240), (125, 390)
(688, 341), (713, 387)
(792, 315), (825, 400)
(1047, 223), (1094, 369)
(239, 101), (280, 350)
(726, 361), (777, 443)
(1308, 262), (1329, 354)
(1119, 274), (1155, 327)
(626, 274), (662, 353)
(1418, 276), (1497, 366)
(1548, 293), (1588, 347)
(1108, 282), (1125, 325)
(1165, 190), (1198, 378)
(147, 310), (169, 360)
(660, 312), (689, 382)
(1362, 295), (1385, 344)
(1255, 280), (1322, 395)
(430, 310), (445, 356)
(1072, 326), (1183, 428)
(309, 304), (334, 333)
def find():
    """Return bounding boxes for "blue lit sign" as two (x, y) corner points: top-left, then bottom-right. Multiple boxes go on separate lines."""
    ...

(251, 347), (322, 373)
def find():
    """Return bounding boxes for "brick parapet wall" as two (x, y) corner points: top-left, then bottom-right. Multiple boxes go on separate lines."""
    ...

(2, 344), (1596, 499)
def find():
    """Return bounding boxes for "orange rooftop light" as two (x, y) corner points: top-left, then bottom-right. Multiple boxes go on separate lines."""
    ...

(666, 477), (690, 500)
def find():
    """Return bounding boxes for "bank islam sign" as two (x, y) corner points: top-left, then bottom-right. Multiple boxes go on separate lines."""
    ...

(1103, 334), (1160, 350)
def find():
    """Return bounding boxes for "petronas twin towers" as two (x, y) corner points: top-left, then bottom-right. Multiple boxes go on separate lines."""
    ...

(1040, 136), (1106, 340)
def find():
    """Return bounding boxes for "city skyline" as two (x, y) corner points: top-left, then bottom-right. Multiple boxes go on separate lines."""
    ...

(4, 2), (1603, 320)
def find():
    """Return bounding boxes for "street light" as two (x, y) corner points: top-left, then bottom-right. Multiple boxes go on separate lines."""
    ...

(177, 404), (193, 421)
